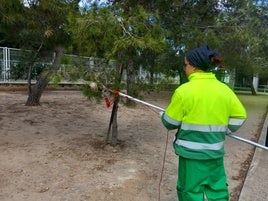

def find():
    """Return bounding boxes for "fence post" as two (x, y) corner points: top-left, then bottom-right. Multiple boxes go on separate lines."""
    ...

(253, 73), (259, 93)
(265, 126), (268, 147)
(3, 47), (11, 81)
(3, 47), (7, 81)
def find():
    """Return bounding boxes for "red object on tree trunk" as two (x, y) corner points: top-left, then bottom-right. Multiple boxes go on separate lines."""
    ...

(104, 97), (111, 107)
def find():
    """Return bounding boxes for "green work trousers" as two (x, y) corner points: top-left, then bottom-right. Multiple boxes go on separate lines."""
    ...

(177, 156), (229, 201)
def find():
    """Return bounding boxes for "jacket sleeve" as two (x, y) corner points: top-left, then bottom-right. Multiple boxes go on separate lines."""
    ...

(228, 94), (247, 132)
(161, 91), (182, 130)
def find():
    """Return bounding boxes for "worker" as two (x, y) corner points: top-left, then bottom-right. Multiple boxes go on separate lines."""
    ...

(161, 45), (247, 201)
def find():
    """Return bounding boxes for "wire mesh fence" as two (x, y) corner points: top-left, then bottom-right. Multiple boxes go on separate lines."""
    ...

(0, 46), (109, 83)
(0, 47), (52, 81)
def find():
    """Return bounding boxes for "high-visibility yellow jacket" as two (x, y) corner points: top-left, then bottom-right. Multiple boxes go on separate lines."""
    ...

(161, 72), (247, 160)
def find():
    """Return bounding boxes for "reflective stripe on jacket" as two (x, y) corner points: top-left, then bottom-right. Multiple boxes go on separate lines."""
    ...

(161, 72), (247, 160)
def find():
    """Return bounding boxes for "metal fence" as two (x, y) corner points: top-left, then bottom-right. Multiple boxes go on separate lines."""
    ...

(0, 47), (54, 81)
(1, 46), (267, 93)
(0, 46), (109, 82)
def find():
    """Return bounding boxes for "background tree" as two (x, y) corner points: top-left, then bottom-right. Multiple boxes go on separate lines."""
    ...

(156, 0), (268, 94)
(0, 0), (81, 105)
(216, 0), (268, 94)
(23, 0), (82, 105)
(0, 0), (26, 47)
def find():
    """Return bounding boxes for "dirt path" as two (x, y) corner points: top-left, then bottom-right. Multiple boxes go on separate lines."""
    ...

(0, 90), (267, 201)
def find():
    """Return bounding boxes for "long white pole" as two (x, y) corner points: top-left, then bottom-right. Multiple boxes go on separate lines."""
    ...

(118, 92), (165, 111)
(117, 91), (268, 151)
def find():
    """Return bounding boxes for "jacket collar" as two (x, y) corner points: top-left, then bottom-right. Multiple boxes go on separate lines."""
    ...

(188, 72), (216, 81)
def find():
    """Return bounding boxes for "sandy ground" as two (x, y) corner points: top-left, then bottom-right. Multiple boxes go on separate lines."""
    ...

(0, 90), (267, 201)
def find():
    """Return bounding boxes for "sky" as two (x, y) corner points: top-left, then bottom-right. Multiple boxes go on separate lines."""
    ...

(79, 0), (108, 8)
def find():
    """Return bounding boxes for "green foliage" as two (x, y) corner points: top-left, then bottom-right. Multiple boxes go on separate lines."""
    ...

(81, 84), (103, 102)
(16, 62), (48, 80)
(216, 1), (268, 78)
(67, 6), (120, 58)
(66, 2), (169, 99)
(50, 73), (63, 84)
(1, 0), (267, 93)
(0, 0), (26, 47)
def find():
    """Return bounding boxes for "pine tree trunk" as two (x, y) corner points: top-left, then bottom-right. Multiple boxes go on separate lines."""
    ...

(26, 77), (49, 106)
(250, 82), (257, 95)
(126, 60), (136, 105)
(25, 46), (63, 106)
(111, 97), (119, 146)
(106, 62), (124, 146)
(248, 76), (257, 95)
